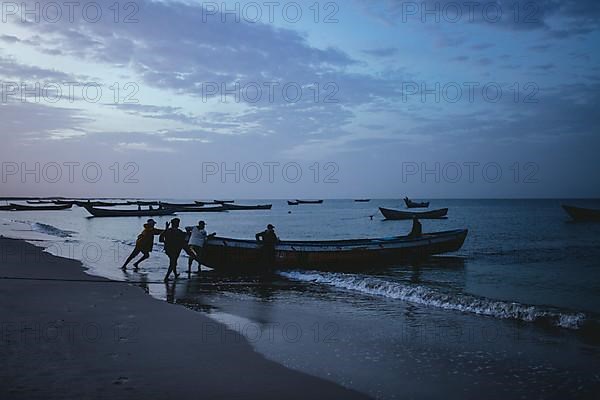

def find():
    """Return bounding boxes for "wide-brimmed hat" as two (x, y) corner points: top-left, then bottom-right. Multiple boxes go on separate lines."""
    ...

(267, 224), (275, 229)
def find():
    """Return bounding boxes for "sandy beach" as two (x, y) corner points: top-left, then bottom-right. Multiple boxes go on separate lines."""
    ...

(0, 237), (370, 399)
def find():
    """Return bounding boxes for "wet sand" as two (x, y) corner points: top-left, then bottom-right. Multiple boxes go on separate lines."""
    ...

(0, 237), (370, 399)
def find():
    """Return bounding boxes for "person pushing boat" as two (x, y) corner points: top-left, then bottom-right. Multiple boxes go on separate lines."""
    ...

(255, 224), (279, 269)
(186, 220), (216, 274)
(121, 219), (165, 270)
(160, 218), (195, 281)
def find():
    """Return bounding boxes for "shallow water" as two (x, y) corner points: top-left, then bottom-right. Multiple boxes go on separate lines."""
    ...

(1, 199), (600, 398)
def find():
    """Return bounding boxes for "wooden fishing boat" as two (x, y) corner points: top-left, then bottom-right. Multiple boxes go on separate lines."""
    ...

(26, 200), (55, 204)
(159, 202), (202, 208)
(53, 200), (76, 205)
(562, 205), (600, 222)
(404, 198), (429, 208)
(380, 207), (448, 220)
(126, 201), (160, 206)
(9, 203), (73, 211)
(214, 200), (235, 204)
(74, 200), (127, 207)
(83, 205), (175, 217)
(223, 204), (272, 211)
(288, 201), (299, 206)
(296, 199), (324, 204)
(163, 205), (227, 213)
(354, 199), (371, 202)
(0, 205), (16, 211)
(202, 229), (468, 272)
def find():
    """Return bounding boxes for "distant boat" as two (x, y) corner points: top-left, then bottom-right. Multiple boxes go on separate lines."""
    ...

(159, 202), (201, 208)
(74, 200), (128, 207)
(380, 207), (448, 220)
(163, 205), (227, 213)
(296, 200), (324, 204)
(9, 203), (73, 211)
(203, 229), (468, 272)
(288, 201), (299, 206)
(562, 205), (600, 222)
(354, 199), (371, 203)
(26, 200), (54, 204)
(222, 204), (273, 211)
(126, 201), (160, 206)
(404, 197), (429, 208)
(83, 205), (175, 218)
(214, 200), (235, 204)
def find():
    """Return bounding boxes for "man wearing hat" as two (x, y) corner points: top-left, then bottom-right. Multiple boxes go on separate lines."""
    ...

(186, 220), (216, 273)
(121, 218), (166, 270)
(255, 224), (279, 269)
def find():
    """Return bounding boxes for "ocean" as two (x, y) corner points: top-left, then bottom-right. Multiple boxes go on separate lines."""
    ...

(1, 199), (599, 399)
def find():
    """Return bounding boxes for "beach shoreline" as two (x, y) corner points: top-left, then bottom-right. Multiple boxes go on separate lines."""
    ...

(0, 237), (370, 399)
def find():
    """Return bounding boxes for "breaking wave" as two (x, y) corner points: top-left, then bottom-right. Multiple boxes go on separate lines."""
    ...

(30, 222), (75, 238)
(279, 271), (587, 330)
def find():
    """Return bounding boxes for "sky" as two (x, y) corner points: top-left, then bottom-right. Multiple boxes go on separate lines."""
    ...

(0, 0), (599, 199)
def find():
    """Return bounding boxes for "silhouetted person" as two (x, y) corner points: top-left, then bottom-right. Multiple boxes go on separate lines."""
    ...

(256, 224), (279, 269)
(121, 219), (165, 270)
(409, 216), (422, 238)
(186, 220), (216, 273)
(160, 218), (194, 281)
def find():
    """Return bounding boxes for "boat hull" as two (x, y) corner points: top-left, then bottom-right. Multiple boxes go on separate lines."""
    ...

(83, 205), (175, 217)
(203, 229), (468, 272)
(9, 203), (73, 211)
(223, 204), (272, 211)
(380, 207), (448, 220)
(296, 200), (324, 204)
(562, 205), (600, 222)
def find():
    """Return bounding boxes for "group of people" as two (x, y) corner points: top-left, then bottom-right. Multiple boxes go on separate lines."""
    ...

(121, 218), (279, 281)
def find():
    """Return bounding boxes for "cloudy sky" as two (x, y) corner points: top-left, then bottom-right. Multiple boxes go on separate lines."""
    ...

(1, 0), (599, 198)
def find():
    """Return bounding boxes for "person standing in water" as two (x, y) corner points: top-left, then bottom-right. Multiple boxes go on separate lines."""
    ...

(255, 224), (279, 269)
(160, 218), (195, 281)
(186, 220), (216, 274)
(121, 219), (165, 270)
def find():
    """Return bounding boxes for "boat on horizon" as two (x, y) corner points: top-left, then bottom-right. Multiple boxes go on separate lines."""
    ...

(296, 199), (324, 204)
(404, 197), (430, 208)
(288, 201), (299, 206)
(163, 205), (227, 213)
(380, 207), (448, 220)
(562, 205), (600, 222)
(222, 203), (272, 211)
(82, 205), (175, 218)
(202, 229), (468, 272)
(354, 199), (371, 202)
(9, 203), (73, 211)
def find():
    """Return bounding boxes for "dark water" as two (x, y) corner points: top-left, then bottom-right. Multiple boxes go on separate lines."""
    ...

(2, 199), (600, 398)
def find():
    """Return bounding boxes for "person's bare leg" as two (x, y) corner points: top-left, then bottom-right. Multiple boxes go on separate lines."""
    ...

(133, 252), (150, 269)
(122, 249), (140, 270)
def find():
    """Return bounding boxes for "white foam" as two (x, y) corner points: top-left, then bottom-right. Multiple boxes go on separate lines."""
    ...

(279, 271), (586, 330)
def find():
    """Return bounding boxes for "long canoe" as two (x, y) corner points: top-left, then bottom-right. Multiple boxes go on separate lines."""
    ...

(562, 205), (600, 222)
(9, 203), (73, 211)
(354, 199), (371, 203)
(163, 206), (227, 213)
(0, 205), (16, 211)
(380, 207), (448, 220)
(202, 229), (468, 272)
(288, 201), (299, 206)
(223, 204), (272, 211)
(296, 200), (324, 204)
(404, 198), (429, 208)
(83, 205), (175, 218)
